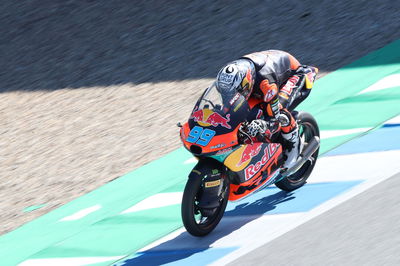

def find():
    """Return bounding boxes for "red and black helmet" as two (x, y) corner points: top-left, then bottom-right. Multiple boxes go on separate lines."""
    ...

(215, 59), (256, 100)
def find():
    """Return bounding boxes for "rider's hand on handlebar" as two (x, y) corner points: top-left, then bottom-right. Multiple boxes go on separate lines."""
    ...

(247, 119), (268, 137)
(239, 119), (281, 144)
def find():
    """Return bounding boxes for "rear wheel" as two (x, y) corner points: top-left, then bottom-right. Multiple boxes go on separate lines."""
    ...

(275, 111), (320, 191)
(181, 173), (229, 236)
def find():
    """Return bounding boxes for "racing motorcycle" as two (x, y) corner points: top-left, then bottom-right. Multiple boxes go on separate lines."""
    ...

(178, 81), (320, 236)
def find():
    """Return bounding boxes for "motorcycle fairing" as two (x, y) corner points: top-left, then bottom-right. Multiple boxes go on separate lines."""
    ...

(223, 142), (283, 201)
(180, 84), (250, 156)
(180, 122), (241, 155)
(229, 168), (282, 201)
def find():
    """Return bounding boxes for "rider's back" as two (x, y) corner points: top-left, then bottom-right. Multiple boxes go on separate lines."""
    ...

(242, 50), (301, 91)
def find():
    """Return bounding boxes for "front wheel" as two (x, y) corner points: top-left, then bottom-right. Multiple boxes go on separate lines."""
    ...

(181, 170), (229, 237)
(275, 111), (320, 191)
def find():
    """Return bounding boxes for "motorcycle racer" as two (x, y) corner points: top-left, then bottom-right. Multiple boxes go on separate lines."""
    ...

(215, 50), (318, 169)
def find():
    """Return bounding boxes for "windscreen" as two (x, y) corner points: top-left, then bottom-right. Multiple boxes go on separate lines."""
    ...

(197, 82), (237, 114)
(189, 82), (249, 134)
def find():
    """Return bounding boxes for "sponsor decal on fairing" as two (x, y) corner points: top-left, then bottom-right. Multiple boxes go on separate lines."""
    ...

(244, 144), (279, 180)
(190, 108), (232, 129)
(216, 147), (233, 155)
(211, 143), (226, 150)
(205, 179), (221, 188)
(236, 143), (262, 167)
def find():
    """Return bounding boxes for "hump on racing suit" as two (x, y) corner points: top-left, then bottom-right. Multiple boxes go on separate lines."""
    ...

(241, 50), (300, 93)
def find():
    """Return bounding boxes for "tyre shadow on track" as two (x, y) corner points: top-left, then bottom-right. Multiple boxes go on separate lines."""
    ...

(117, 190), (294, 266)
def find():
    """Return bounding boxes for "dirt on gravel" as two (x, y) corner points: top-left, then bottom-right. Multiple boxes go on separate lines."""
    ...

(0, 0), (399, 235)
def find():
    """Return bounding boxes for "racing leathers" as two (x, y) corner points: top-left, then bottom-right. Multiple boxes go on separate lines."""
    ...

(241, 50), (318, 169)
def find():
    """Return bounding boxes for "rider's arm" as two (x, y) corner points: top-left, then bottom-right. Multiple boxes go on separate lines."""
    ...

(259, 79), (280, 121)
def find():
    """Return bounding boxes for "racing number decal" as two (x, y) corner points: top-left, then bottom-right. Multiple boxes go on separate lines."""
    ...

(187, 126), (216, 146)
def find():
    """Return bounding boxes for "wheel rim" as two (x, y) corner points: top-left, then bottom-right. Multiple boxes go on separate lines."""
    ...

(192, 180), (228, 228)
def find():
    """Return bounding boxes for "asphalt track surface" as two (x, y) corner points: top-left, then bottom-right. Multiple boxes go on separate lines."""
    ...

(230, 172), (400, 266)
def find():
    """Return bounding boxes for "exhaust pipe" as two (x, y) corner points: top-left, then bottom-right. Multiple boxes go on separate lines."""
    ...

(282, 136), (320, 177)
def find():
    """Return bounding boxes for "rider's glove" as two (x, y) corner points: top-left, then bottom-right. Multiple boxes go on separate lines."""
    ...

(247, 119), (268, 137)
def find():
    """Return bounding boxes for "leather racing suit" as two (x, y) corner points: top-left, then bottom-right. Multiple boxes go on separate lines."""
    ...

(242, 50), (318, 167)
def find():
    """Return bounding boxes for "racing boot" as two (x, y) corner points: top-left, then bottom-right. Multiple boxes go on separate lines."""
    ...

(281, 126), (301, 169)
(278, 109), (302, 169)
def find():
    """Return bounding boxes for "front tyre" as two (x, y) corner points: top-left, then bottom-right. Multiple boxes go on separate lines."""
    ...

(275, 111), (320, 191)
(181, 172), (229, 237)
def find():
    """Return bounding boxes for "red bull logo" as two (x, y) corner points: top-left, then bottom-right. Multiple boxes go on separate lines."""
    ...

(236, 143), (262, 167)
(191, 108), (204, 122)
(190, 108), (231, 129)
(244, 144), (279, 180)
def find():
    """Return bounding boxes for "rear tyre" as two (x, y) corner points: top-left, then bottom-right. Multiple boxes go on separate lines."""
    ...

(275, 111), (320, 191)
(181, 173), (229, 236)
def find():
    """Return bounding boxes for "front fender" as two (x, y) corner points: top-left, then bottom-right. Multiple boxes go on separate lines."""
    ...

(188, 158), (226, 210)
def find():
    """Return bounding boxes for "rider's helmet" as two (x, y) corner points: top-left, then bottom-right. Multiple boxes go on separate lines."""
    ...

(215, 59), (256, 100)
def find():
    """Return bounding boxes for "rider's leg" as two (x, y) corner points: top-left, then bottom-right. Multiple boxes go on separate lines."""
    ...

(284, 66), (319, 110)
(279, 108), (301, 169)
(277, 70), (312, 169)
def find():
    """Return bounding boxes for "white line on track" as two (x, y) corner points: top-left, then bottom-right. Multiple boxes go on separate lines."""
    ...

(184, 157), (198, 164)
(121, 192), (183, 214)
(385, 115), (400, 125)
(320, 128), (372, 139)
(307, 150), (400, 183)
(357, 74), (400, 95)
(59, 205), (102, 221)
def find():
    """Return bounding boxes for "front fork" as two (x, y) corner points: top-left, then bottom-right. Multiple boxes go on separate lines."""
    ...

(189, 158), (228, 216)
